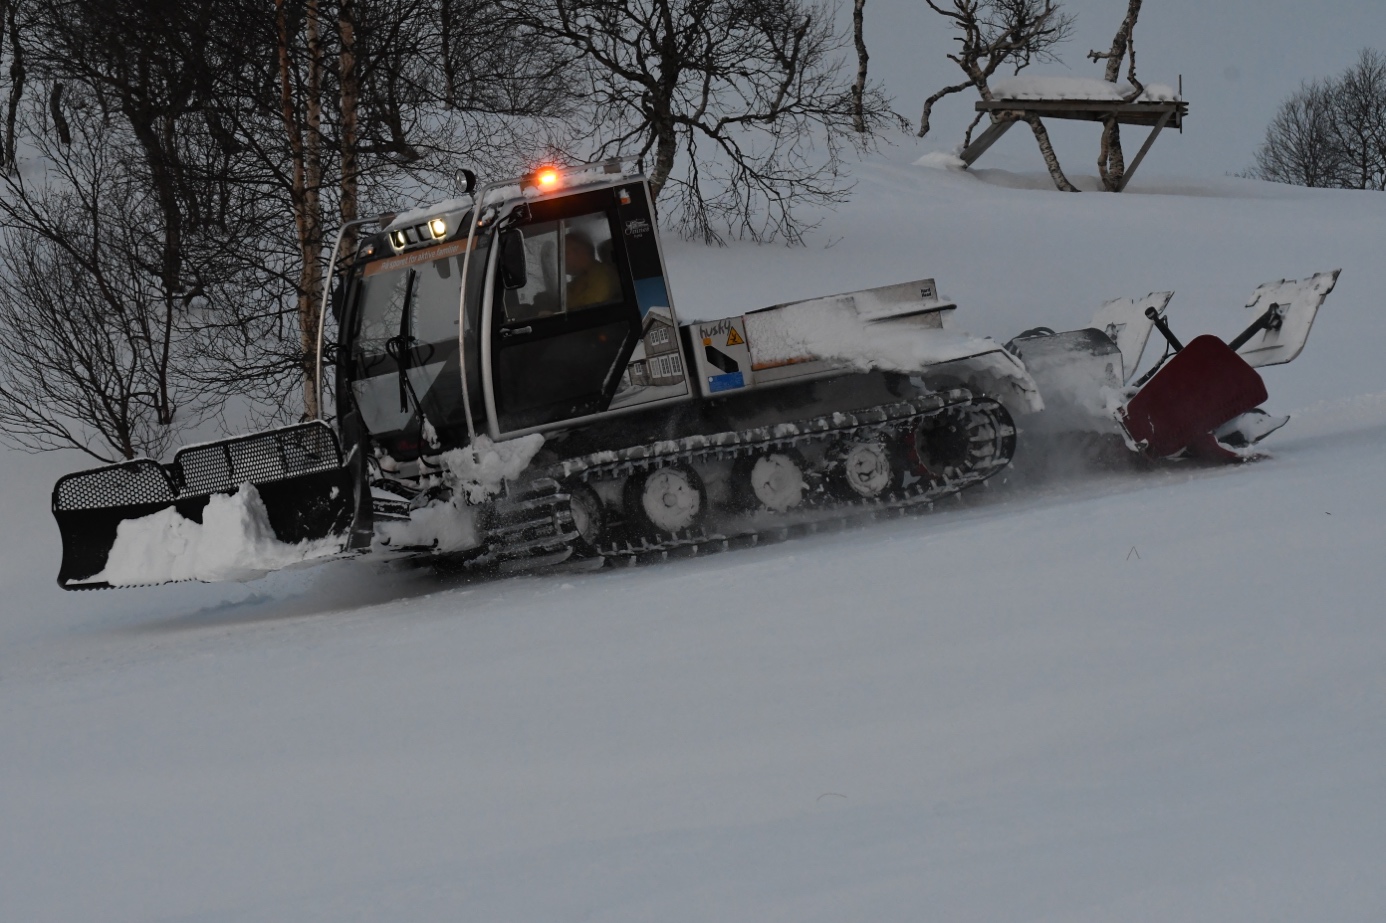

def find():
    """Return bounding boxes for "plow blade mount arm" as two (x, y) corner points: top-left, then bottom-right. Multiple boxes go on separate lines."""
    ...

(53, 422), (356, 590)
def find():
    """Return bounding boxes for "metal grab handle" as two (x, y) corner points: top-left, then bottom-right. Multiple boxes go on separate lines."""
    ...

(501, 326), (533, 338)
(315, 217), (377, 420)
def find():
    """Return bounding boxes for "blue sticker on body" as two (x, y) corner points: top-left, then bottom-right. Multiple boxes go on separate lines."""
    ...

(707, 371), (745, 393)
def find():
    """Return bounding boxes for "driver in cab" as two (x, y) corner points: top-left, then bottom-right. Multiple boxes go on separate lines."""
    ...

(565, 231), (620, 310)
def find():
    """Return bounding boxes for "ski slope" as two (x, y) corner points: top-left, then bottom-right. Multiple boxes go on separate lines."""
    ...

(4, 154), (1386, 921)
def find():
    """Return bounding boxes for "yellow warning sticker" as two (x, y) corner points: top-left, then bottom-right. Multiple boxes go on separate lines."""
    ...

(725, 327), (745, 347)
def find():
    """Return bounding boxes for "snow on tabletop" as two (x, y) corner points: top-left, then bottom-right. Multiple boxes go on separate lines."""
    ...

(990, 75), (1180, 102)
(90, 484), (344, 587)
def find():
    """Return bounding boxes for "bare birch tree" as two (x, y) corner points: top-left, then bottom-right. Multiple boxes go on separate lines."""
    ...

(1252, 49), (1386, 190)
(275, 0), (330, 418)
(918, 0), (1078, 192)
(0, 0), (25, 172)
(0, 104), (219, 460)
(1329, 48), (1386, 190)
(851, 0), (869, 132)
(501, 0), (890, 243)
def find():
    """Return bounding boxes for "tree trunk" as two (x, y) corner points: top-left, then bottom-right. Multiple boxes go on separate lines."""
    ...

(1100, 0), (1142, 82)
(647, 120), (677, 200)
(2, 0), (22, 172)
(850, 0), (868, 133)
(121, 103), (184, 426)
(48, 81), (70, 144)
(338, 0), (359, 241)
(439, 0), (456, 106)
(1097, 118), (1125, 190)
(300, 0), (325, 419)
(276, 0), (327, 420)
(1092, 0), (1143, 190)
(1023, 113), (1078, 192)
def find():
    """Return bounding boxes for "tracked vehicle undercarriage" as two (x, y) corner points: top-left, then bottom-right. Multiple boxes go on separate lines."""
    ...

(381, 384), (1014, 572)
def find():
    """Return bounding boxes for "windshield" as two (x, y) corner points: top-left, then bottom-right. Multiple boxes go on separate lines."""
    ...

(355, 266), (411, 360)
(352, 238), (477, 361)
(347, 235), (489, 442)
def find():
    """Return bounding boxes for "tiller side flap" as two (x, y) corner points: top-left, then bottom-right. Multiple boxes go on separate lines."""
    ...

(1235, 270), (1340, 369)
(1090, 291), (1174, 385)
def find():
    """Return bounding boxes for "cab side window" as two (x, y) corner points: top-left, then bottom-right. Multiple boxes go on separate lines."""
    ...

(501, 212), (621, 324)
(563, 212), (619, 311)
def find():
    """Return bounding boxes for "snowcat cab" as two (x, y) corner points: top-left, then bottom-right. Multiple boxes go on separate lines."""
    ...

(339, 160), (690, 466)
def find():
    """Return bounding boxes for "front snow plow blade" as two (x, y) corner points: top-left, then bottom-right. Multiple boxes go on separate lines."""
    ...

(53, 422), (355, 590)
(1120, 335), (1268, 460)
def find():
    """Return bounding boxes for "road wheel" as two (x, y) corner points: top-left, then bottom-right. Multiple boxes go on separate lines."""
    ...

(626, 465), (705, 534)
(830, 440), (896, 498)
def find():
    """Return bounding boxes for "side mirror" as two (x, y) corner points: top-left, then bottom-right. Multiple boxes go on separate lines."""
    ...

(498, 228), (527, 290)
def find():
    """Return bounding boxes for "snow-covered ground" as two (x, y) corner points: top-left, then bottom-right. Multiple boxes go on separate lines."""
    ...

(4, 151), (1386, 920)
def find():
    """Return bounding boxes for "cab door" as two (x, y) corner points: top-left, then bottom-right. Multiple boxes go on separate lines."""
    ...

(488, 190), (645, 433)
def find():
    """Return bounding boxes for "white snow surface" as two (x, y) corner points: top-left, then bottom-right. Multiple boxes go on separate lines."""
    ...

(990, 75), (1181, 102)
(5, 150), (1386, 921)
(90, 483), (343, 587)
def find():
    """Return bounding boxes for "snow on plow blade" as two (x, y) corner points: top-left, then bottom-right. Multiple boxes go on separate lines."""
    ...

(1120, 335), (1268, 460)
(53, 422), (355, 590)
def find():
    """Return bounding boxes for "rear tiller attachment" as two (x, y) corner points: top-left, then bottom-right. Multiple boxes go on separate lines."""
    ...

(1009, 270), (1339, 462)
(1119, 270), (1338, 461)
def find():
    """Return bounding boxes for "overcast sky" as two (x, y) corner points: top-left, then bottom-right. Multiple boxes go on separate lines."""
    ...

(864, 0), (1386, 178)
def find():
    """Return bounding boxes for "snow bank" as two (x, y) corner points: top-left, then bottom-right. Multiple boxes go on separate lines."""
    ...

(375, 434), (545, 553)
(92, 484), (344, 587)
(990, 75), (1180, 102)
(8, 143), (1386, 923)
(913, 151), (967, 171)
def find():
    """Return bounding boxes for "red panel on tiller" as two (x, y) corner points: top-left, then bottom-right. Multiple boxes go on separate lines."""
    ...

(1121, 335), (1268, 458)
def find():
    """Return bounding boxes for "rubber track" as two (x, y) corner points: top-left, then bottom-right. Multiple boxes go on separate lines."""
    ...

(476, 389), (1016, 569)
